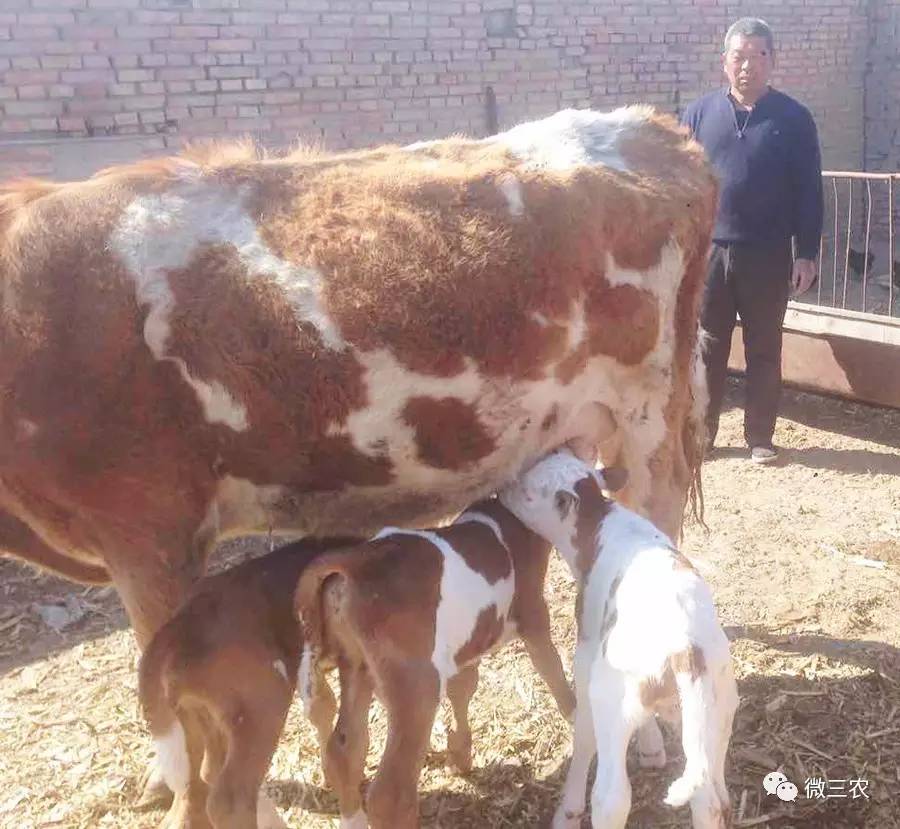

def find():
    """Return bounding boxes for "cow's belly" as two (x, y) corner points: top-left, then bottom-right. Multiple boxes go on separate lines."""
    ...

(202, 351), (661, 543)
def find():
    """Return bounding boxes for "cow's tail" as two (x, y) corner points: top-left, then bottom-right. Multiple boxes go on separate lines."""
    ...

(684, 325), (710, 530)
(137, 623), (189, 795)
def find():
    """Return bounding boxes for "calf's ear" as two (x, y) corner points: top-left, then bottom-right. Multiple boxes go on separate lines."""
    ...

(597, 465), (628, 493)
(554, 490), (577, 519)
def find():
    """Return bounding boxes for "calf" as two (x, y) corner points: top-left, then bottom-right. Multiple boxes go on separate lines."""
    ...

(499, 450), (738, 829)
(138, 537), (358, 829)
(294, 497), (575, 829)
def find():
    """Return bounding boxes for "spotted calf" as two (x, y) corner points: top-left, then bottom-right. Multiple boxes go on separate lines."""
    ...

(499, 450), (738, 829)
(294, 498), (575, 829)
(138, 537), (358, 829)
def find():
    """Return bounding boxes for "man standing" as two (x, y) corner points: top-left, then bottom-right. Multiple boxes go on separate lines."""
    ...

(682, 18), (823, 463)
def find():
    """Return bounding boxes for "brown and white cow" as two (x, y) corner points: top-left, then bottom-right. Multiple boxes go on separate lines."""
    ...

(0, 106), (714, 803)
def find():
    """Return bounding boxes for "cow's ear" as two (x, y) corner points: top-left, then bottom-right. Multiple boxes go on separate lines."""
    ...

(597, 466), (628, 493)
(554, 490), (577, 519)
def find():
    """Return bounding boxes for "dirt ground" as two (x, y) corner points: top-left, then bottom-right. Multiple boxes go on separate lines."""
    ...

(1, 379), (898, 829)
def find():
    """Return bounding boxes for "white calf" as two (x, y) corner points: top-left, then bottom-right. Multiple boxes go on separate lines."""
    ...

(500, 449), (738, 829)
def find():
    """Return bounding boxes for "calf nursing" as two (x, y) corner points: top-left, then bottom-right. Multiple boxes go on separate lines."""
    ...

(138, 537), (357, 829)
(294, 497), (575, 829)
(500, 450), (738, 829)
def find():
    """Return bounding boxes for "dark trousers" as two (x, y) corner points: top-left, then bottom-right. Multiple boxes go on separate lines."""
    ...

(701, 240), (792, 448)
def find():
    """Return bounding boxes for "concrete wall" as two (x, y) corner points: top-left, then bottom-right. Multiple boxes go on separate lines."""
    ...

(0, 0), (892, 185)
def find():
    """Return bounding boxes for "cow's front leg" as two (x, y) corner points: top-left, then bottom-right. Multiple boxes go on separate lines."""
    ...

(107, 539), (206, 810)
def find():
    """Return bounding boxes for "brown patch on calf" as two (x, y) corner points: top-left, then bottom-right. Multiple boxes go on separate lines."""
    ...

(454, 604), (504, 667)
(402, 396), (495, 470)
(670, 643), (706, 680)
(441, 519), (512, 585)
(639, 668), (677, 710)
(572, 475), (612, 578)
(639, 644), (707, 711)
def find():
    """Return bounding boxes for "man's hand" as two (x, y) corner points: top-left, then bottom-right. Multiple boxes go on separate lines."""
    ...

(791, 258), (817, 296)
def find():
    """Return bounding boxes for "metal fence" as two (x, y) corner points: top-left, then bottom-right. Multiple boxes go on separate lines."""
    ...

(805, 171), (897, 319)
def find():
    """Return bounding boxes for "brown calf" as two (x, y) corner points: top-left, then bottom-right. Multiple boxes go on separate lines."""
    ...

(138, 536), (358, 829)
(295, 498), (575, 829)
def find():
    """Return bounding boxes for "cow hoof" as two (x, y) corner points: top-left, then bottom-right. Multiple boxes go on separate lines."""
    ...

(137, 762), (174, 811)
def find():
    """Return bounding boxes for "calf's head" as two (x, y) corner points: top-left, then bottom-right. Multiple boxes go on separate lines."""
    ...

(498, 449), (627, 575)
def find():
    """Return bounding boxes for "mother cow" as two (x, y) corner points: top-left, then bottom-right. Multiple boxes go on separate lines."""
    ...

(1, 104), (713, 783)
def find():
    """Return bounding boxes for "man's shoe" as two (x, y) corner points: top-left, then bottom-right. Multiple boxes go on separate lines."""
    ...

(750, 445), (778, 464)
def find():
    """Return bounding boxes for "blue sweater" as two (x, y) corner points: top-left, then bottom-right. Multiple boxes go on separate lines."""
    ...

(681, 88), (824, 260)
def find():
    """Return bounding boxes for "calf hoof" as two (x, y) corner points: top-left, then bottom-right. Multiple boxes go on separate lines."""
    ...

(446, 730), (473, 774)
(340, 810), (369, 829)
(157, 793), (213, 829)
(551, 806), (584, 829)
(137, 762), (174, 811)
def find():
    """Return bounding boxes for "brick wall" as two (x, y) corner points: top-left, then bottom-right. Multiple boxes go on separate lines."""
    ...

(0, 0), (893, 187)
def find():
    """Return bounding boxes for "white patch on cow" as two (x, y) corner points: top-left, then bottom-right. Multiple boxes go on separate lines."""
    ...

(297, 645), (315, 716)
(566, 298), (587, 352)
(570, 241), (684, 506)
(604, 241), (683, 298)
(530, 311), (549, 326)
(111, 183), (343, 431)
(491, 106), (652, 172)
(153, 722), (189, 795)
(272, 659), (288, 683)
(499, 175), (524, 217)
(186, 374), (248, 431)
(340, 810), (368, 829)
(380, 527), (514, 696)
(341, 349), (491, 486)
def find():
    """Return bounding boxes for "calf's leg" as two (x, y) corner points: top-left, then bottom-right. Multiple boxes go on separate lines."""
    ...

(324, 661), (374, 828)
(552, 639), (597, 829)
(205, 672), (292, 829)
(518, 601), (575, 720)
(366, 663), (440, 829)
(588, 662), (643, 829)
(446, 664), (479, 773)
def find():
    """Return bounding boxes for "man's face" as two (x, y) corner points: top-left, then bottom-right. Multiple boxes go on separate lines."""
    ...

(723, 34), (773, 100)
